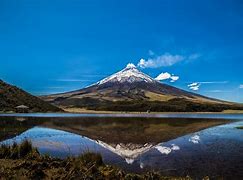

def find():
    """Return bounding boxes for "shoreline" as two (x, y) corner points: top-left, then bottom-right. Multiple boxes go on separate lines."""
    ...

(1, 109), (243, 115)
(58, 108), (243, 114)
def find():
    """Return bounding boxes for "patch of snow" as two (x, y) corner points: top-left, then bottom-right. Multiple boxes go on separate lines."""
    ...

(189, 135), (200, 144)
(126, 63), (136, 68)
(97, 63), (155, 85)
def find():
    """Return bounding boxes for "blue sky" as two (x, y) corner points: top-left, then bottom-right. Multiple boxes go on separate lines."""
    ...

(0, 0), (243, 102)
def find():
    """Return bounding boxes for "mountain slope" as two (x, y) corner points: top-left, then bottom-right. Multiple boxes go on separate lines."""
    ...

(0, 80), (61, 112)
(42, 64), (242, 112)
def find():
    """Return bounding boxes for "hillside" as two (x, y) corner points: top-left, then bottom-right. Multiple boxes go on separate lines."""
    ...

(42, 64), (243, 112)
(0, 80), (62, 112)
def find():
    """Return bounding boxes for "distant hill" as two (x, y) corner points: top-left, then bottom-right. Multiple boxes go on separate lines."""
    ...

(0, 80), (62, 112)
(42, 64), (243, 112)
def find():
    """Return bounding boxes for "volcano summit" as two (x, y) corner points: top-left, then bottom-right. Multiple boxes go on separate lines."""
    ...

(42, 64), (242, 112)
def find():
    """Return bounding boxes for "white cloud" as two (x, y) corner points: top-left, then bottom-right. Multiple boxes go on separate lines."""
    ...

(198, 81), (228, 84)
(188, 82), (199, 87)
(188, 82), (200, 91)
(189, 85), (200, 91)
(206, 90), (223, 93)
(137, 52), (201, 69)
(187, 81), (228, 91)
(155, 72), (171, 81)
(155, 72), (179, 82)
(239, 85), (243, 89)
(138, 53), (185, 68)
(170, 75), (179, 82)
(204, 90), (232, 93)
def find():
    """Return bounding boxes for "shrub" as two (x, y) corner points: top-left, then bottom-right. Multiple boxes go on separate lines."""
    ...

(0, 140), (35, 159)
(0, 144), (11, 158)
(77, 152), (103, 166)
(10, 142), (19, 159)
(19, 140), (33, 158)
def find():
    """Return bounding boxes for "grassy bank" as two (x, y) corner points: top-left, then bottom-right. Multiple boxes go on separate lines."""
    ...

(63, 107), (243, 114)
(223, 110), (243, 114)
(0, 141), (193, 180)
(58, 97), (243, 113)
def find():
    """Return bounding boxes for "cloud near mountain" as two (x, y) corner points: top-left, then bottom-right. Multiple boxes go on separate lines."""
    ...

(137, 53), (184, 68)
(188, 81), (228, 91)
(137, 53), (200, 68)
(188, 83), (200, 91)
(155, 72), (179, 82)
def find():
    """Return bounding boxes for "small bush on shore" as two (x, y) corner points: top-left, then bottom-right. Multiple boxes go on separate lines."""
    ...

(19, 139), (33, 157)
(0, 144), (11, 158)
(0, 140), (38, 159)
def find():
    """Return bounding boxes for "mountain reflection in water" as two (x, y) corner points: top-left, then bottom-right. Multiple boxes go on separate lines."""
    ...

(0, 114), (243, 179)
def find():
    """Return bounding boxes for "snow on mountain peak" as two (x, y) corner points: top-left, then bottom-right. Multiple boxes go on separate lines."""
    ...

(126, 63), (136, 69)
(97, 63), (155, 85)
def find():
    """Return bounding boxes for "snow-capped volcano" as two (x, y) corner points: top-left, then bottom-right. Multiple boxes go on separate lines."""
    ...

(42, 63), (235, 112)
(97, 63), (155, 85)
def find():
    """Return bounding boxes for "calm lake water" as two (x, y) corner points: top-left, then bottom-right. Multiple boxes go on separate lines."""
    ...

(0, 113), (243, 179)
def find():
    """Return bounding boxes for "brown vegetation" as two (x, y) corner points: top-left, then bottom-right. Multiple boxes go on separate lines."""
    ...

(0, 141), (193, 180)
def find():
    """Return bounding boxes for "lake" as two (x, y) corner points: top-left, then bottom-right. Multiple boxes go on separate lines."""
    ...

(0, 113), (243, 179)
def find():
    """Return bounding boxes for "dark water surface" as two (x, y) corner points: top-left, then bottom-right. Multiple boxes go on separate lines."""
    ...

(0, 113), (243, 179)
